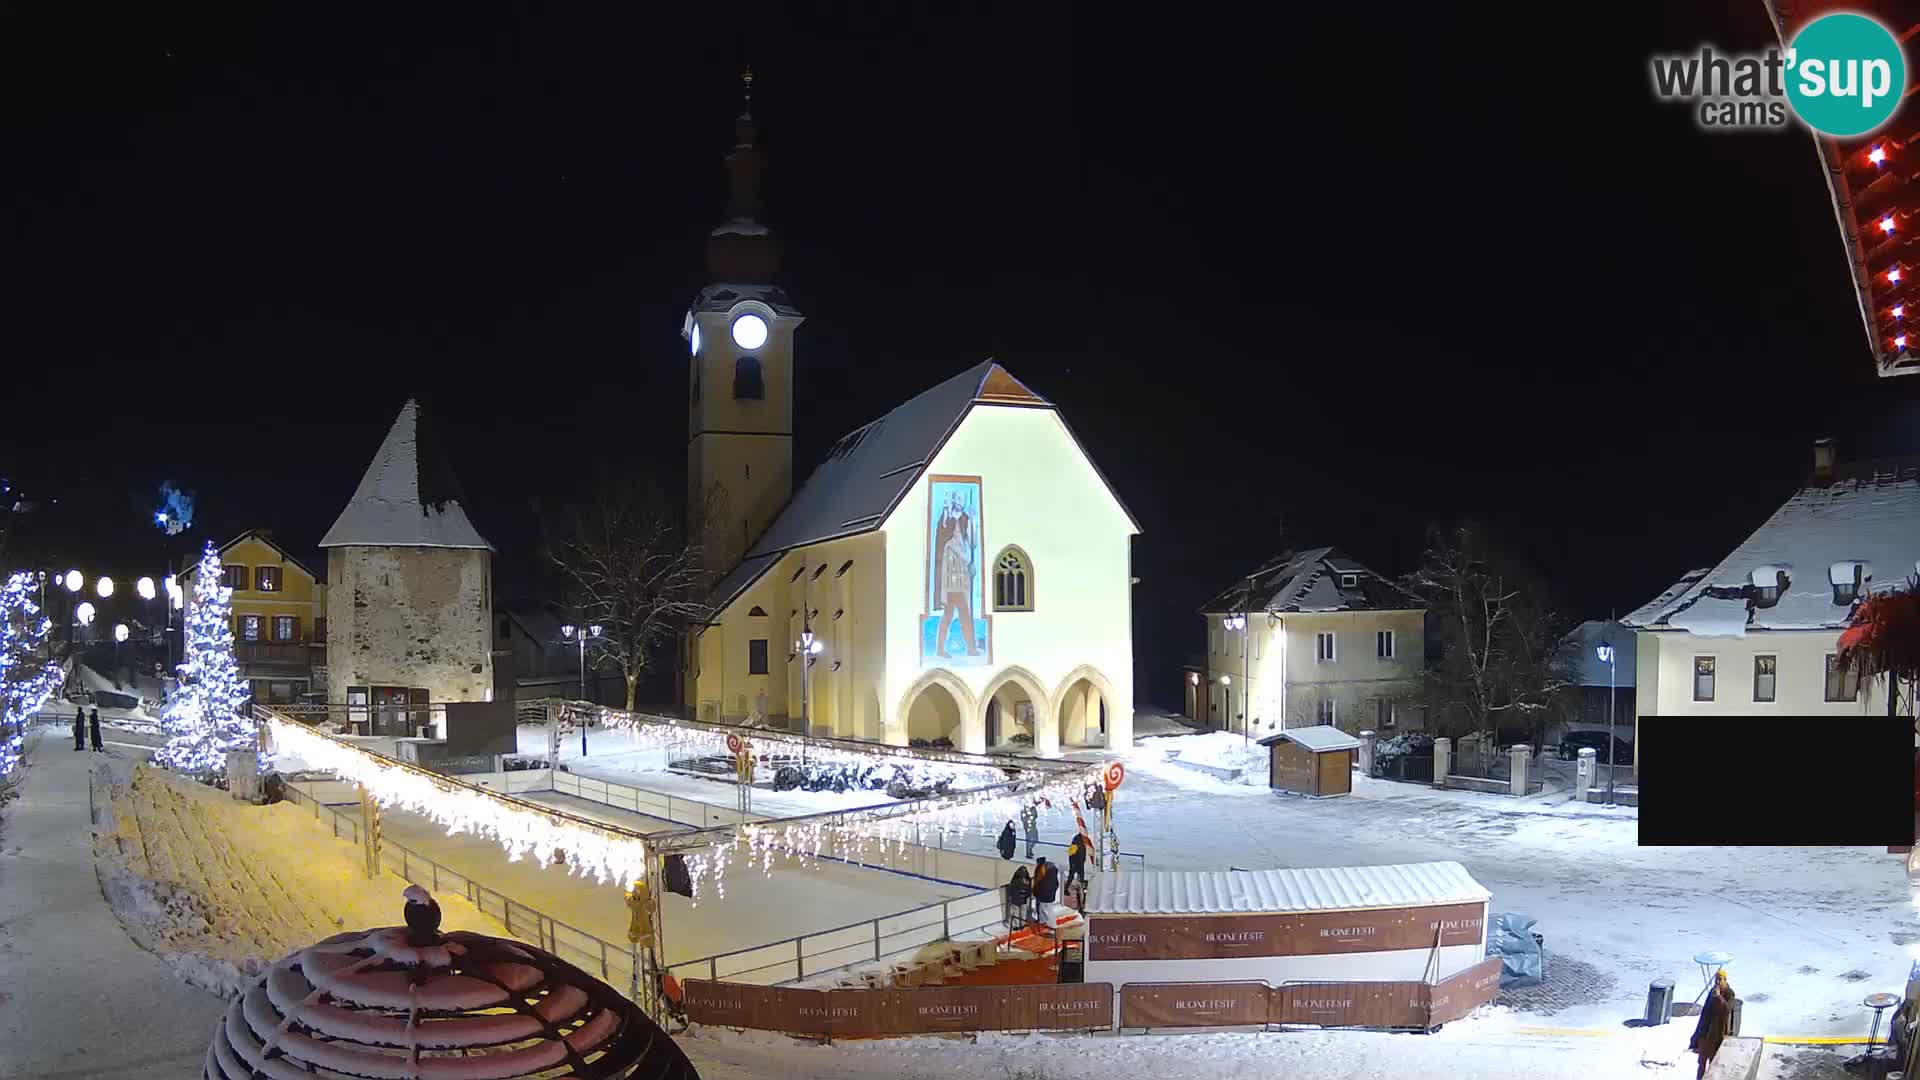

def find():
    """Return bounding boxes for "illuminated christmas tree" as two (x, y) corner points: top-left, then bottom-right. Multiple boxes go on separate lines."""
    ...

(156, 541), (254, 775)
(0, 571), (63, 779)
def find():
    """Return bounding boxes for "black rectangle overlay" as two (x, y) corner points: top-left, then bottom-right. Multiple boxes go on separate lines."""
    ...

(1638, 716), (1913, 846)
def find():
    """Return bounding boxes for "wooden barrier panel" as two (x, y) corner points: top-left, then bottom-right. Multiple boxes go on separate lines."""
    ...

(1119, 982), (1271, 1029)
(1272, 980), (1430, 1029)
(1428, 956), (1503, 1025)
(1088, 903), (1486, 961)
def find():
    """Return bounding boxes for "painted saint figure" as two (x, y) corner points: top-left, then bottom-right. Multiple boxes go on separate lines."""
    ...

(934, 499), (980, 658)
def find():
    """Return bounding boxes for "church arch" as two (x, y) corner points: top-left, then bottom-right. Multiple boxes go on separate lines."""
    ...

(897, 669), (978, 750)
(733, 354), (764, 399)
(979, 666), (1049, 749)
(1053, 664), (1119, 750)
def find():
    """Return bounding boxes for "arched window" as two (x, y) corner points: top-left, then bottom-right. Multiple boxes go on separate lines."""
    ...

(733, 355), (764, 399)
(993, 546), (1033, 611)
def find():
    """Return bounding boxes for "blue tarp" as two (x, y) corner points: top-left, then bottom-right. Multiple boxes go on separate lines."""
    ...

(1487, 912), (1543, 988)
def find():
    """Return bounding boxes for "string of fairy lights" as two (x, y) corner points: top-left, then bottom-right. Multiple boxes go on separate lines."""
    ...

(266, 707), (1102, 903)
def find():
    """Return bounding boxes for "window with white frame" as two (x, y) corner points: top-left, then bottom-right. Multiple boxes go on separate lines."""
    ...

(1376, 629), (1395, 659)
(1317, 697), (1337, 725)
(1825, 653), (1861, 702)
(1693, 656), (1715, 702)
(1753, 655), (1776, 702)
(1315, 631), (1336, 663)
(238, 614), (264, 642)
(1375, 698), (1396, 728)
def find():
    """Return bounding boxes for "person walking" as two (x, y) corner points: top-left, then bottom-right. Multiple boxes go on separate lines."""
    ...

(1688, 969), (1737, 1080)
(1020, 800), (1040, 859)
(1065, 830), (1092, 895)
(73, 706), (86, 751)
(996, 821), (1017, 860)
(1031, 857), (1059, 924)
(89, 707), (103, 752)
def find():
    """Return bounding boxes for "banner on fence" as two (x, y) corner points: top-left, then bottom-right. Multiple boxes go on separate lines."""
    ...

(684, 980), (1112, 1036)
(1271, 979), (1430, 1029)
(1088, 902), (1486, 962)
(1119, 981), (1270, 1029)
(1427, 956), (1503, 1026)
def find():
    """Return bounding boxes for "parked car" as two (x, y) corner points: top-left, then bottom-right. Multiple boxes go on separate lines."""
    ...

(1558, 729), (1633, 762)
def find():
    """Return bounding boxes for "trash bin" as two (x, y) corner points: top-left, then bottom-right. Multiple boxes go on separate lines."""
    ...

(1646, 979), (1676, 1026)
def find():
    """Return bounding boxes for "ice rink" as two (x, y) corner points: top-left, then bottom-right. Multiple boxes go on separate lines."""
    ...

(290, 777), (978, 978)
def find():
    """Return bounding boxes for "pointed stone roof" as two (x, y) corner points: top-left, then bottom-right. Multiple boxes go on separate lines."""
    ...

(319, 400), (492, 551)
(705, 360), (1137, 613)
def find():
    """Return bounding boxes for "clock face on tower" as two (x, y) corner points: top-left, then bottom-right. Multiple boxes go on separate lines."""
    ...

(731, 313), (769, 351)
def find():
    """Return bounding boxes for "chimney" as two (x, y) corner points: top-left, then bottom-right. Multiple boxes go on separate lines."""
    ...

(1812, 438), (1837, 481)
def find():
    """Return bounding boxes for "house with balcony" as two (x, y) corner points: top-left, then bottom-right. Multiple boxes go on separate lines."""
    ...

(1624, 441), (1920, 766)
(1191, 547), (1427, 737)
(178, 528), (328, 704)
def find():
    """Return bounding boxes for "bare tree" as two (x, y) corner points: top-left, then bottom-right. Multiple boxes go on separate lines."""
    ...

(1402, 522), (1571, 746)
(545, 475), (723, 711)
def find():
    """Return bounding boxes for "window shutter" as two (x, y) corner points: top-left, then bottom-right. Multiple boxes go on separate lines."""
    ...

(290, 615), (301, 642)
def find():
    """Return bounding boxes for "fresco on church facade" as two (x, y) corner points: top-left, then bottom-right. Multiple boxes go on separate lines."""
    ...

(922, 475), (990, 667)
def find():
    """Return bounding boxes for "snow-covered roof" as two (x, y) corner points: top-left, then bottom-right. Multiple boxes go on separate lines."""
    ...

(1087, 861), (1489, 916)
(694, 282), (801, 316)
(705, 361), (1140, 614)
(1258, 724), (1362, 752)
(1201, 547), (1420, 615)
(1623, 460), (1920, 636)
(1554, 620), (1637, 687)
(319, 400), (493, 551)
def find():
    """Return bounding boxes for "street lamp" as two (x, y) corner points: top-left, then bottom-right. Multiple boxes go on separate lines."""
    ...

(560, 623), (603, 756)
(63, 570), (82, 593)
(1596, 640), (1618, 806)
(96, 576), (114, 599)
(76, 601), (96, 627)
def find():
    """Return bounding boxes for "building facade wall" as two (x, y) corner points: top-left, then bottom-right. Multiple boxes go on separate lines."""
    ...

(880, 404), (1136, 754)
(183, 534), (326, 701)
(326, 545), (494, 721)
(1203, 609), (1425, 736)
(687, 301), (801, 576)
(1634, 628), (1898, 716)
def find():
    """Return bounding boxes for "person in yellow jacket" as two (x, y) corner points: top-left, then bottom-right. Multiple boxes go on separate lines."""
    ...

(1064, 831), (1093, 893)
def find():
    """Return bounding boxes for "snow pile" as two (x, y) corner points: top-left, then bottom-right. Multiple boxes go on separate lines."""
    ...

(92, 763), (518, 1000)
(1122, 731), (1268, 791)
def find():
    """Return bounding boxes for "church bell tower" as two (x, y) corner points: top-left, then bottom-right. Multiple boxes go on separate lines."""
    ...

(686, 68), (803, 576)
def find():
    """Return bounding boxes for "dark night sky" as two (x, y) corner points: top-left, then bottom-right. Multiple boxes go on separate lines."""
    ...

(4, 4), (1918, 705)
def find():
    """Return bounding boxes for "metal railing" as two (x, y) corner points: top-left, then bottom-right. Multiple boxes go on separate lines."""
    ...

(665, 887), (1005, 986)
(553, 771), (768, 830)
(278, 781), (645, 995)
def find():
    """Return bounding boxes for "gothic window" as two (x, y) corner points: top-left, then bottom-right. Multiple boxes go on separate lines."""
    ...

(993, 546), (1033, 611)
(733, 355), (764, 400)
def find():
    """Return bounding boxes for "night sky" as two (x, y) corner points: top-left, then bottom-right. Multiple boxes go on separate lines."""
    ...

(5, 4), (1918, 705)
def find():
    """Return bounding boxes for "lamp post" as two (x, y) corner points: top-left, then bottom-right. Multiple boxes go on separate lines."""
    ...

(560, 623), (603, 756)
(1596, 639), (1617, 806)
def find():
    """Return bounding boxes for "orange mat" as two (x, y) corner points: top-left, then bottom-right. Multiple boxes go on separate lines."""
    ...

(939, 954), (1060, 987)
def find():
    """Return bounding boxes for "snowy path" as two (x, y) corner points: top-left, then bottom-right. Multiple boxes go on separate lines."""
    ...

(0, 727), (223, 1079)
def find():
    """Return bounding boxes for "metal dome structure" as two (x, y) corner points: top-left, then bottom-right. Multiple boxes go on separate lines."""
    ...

(205, 887), (698, 1080)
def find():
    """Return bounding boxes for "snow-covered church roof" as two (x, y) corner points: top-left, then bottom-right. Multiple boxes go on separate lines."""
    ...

(319, 400), (492, 551)
(1624, 458), (1920, 637)
(705, 360), (1139, 613)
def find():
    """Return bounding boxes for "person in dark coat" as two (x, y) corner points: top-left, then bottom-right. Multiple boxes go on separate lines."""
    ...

(73, 706), (86, 751)
(1689, 969), (1736, 1079)
(89, 707), (103, 752)
(1031, 857), (1059, 923)
(1065, 831), (1092, 892)
(1005, 865), (1032, 926)
(996, 821), (1017, 860)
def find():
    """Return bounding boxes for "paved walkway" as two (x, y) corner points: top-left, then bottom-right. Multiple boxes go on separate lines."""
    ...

(0, 726), (223, 1079)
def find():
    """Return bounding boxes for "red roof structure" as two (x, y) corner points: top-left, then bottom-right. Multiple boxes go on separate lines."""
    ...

(1764, 1), (1920, 376)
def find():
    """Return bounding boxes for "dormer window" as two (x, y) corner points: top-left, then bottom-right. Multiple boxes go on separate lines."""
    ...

(1830, 561), (1867, 606)
(1749, 566), (1788, 609)
(1339, 573), (1358, 588)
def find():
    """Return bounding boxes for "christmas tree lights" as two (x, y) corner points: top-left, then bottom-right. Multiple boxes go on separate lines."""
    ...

(1, 571), (64, 779)
(155, 541), (254, 776)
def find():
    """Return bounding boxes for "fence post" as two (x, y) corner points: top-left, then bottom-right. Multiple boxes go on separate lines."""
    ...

(710, 958), (718, 982)
(874, 921), (882, 961)
(943, 902), (951, 941)
(796, 938), (805, 980)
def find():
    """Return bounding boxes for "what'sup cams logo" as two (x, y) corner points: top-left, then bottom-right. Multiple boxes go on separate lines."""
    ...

(1651, 12), (1906, 135)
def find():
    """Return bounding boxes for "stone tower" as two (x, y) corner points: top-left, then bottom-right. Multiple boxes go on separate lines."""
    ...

(686, 69), (805, 575)
(320, 399), (494, 731)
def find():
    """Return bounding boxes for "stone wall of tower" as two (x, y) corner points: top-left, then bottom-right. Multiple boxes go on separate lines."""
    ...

(687, 300), (800, 573)
(326, 546), (493, 709)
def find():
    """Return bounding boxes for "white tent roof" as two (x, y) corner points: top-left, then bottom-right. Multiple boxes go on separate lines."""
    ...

(1086, 861), (1489, 916)
(319, 400), (492, 551)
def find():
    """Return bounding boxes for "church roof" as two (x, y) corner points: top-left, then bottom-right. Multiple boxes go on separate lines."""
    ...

(705, 360), (1137, 614)
(1200, 547), (1421, 615)
(319, 399), (493, 551)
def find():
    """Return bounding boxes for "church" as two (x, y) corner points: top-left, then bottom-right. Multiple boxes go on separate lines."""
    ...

(681, 79), (1138, 755)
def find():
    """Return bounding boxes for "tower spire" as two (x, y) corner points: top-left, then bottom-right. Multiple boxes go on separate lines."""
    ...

(708, 67), (777, 281)
(740, 65), (753, 121)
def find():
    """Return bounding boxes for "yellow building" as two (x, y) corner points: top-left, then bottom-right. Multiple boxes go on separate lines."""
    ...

(178, 529), (327, 704)
(679, 89), (1139, 754)
(1194, 548), (1427, 737)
